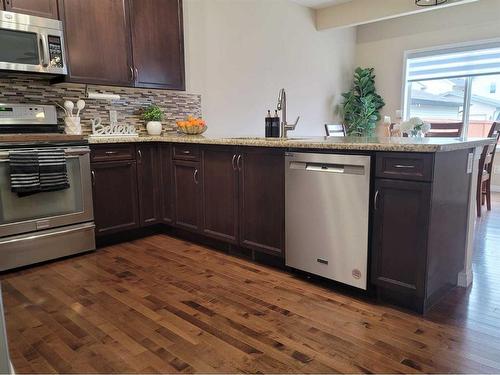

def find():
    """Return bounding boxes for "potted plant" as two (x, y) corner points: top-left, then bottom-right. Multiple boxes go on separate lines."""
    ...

(142, 105), (164, 135)
(341, 67), (385, 137)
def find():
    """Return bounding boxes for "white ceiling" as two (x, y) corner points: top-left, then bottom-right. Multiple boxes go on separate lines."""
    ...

(292, 0), (352, 9)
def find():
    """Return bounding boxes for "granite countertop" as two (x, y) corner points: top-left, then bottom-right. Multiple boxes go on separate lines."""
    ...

(87, 133), (495, 152)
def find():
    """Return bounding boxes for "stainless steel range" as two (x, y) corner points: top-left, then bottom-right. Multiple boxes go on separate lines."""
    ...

(0, 103), (95, 271)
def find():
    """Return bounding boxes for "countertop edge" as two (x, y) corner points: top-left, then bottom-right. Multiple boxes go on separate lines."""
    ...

(86, 135), (495, 153)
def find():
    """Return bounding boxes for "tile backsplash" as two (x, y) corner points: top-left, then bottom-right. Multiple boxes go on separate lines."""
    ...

(0, 74), (202, 136)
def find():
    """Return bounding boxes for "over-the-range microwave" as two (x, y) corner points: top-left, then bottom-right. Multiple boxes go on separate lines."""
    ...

(0, 10), (67, 75)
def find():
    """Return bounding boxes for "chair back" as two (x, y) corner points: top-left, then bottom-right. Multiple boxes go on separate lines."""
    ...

(427, 122), (464, 137)
(480, 122), (500, 175)
(325, 124), (346, 137)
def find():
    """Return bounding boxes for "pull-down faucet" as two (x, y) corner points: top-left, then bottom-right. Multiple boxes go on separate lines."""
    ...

(277, 88), (300, 138)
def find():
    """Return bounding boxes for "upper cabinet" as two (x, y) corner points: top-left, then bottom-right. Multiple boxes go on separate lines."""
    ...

(59, 0), (185, 90)
(129, 0), (185, 90)
(3, 0), (59, 19)
(59, 0), (133, 86)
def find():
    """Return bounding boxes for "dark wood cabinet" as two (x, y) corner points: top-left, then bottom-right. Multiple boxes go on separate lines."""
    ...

(239, 148), (285, 257)
(129, 0), (185, 90)
(159, 144), (173, 224)
(173, 160), (202, 232)
(91, 160), (139, 236)
(136, 144), (160, 226)
(60, 0), (133, 86)
(4, 0), (59, 19)
(371, 179), (431, 302)
(201, 146), (239, 243)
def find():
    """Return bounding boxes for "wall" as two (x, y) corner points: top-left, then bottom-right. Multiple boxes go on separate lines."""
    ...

(183, 0), (356, 137)
(355, 0), (500, 187)
(0, 74), (201, 136)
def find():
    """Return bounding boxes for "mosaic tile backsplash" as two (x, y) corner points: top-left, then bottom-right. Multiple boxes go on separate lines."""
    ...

(0, 74), (202, 136)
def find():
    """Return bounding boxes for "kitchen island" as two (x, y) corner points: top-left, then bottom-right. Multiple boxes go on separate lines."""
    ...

(87, 135), (494, 313)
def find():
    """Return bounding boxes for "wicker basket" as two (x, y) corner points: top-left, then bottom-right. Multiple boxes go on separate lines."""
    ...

(177, 124), (207, 135)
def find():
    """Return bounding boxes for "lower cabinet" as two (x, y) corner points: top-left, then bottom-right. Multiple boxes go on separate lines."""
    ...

(173, 160), (202, 232)
(91, 160), (139, 236)
(371, 179), (431, 303)
(239, 148), (285, 257)
(90, 143), (285, 258)
(137, 143), (161, 226)
(201, 146), (239, 243)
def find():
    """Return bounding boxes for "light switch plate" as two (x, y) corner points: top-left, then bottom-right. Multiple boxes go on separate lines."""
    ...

(109, 110), (118, 123)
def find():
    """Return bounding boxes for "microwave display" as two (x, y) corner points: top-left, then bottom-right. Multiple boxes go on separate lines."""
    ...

(48, 35), (63, 68)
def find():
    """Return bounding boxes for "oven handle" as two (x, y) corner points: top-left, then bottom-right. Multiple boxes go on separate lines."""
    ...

(0, 147), (90, 161)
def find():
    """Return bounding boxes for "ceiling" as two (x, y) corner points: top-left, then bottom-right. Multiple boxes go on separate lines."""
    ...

(292, 0), (352, 9)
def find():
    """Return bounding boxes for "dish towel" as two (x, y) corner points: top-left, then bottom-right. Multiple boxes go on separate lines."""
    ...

(9, 150), (40, 196)
(9, 149), (69, 196)
(38, 149), (70, 192)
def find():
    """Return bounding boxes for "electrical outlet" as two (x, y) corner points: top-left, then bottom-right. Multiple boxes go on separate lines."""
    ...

(109, 110), (118, 123)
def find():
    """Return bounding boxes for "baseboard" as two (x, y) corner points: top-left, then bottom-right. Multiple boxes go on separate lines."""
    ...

(491, 185), (500, 192)
(458, 269), (473, 288)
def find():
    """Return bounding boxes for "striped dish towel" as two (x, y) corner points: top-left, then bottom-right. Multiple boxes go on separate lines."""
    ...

(9, 149), (69, 196)
(38, 149), (70, 192)
(9, 150), (40, 195)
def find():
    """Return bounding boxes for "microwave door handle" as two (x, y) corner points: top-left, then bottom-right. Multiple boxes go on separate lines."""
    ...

(39, 35), (50, 67)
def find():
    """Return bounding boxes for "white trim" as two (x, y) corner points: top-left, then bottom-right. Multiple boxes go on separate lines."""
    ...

(458, 269), (473, 288)
(491, 185), (500, 193)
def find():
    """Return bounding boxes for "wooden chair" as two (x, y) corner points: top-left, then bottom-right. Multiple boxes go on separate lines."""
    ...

(325, 124), (346, 137)
(477, 122), (500, 217)
(427, 122), (464, 137)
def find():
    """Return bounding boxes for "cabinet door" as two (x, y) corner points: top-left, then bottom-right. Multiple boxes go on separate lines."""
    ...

(91, 161), (139, 236)
(173, 160), (201, 232)
(201, 146), (239, 243)
(159, 144), (173, 224)
(137, 144), (160, 226)
(129, 0), (185, 90)
(60, 0), (133, 85)
(371, 179), (431, 298)
(239, 148), (285, 257)
(4, 0), (59, 19)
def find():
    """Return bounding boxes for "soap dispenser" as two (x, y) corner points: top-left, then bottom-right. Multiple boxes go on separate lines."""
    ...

(272, 110), (280, 138)
(265, 110), (273, 137)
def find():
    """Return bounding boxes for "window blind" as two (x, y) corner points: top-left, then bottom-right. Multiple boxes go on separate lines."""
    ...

(407, 42), (500, 82)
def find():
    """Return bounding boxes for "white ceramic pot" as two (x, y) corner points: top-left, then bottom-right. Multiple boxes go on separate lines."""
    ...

(64, 116), (82, 135)
(146, 121), (162, 135)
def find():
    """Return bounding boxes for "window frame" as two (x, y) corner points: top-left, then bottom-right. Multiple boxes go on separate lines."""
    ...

(402, 38), (500, 137)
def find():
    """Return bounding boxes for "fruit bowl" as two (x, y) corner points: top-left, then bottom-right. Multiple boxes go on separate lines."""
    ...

(176, 117), (207, 135)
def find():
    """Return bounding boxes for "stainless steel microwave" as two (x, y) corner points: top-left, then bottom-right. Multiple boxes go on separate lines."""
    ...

(0, 10), (67, 75)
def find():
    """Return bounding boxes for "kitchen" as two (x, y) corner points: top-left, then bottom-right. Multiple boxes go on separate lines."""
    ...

(1, 0), (500, 373)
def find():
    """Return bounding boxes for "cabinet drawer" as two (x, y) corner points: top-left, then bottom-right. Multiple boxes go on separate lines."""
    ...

(173, 144), (200, 161)
(376, 153), (434, 182)
(91, 144), (135, 162)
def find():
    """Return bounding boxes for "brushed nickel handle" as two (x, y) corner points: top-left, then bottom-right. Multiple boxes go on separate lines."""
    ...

(237, 154), (242, 171)
(374, 190), (379, 210)
(105, 151), (118, 155)
(231, 154), (237, 171)
(394, 164), (415, 169)
(138, 149), (142, 160)
(182, 150), (191, 155)
(91, 170), (96, 187)
(129, 66), (134, 81)
(193, 169), (199, 184)
(134, 67), (139, 81)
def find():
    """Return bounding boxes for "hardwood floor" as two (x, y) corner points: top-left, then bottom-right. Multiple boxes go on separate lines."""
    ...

(2, 196), (500, 373)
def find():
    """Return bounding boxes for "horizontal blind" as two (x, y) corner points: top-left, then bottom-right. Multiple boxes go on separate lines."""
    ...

(407, 41), (500, 82)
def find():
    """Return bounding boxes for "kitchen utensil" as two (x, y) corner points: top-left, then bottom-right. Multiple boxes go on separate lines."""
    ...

(76, 100), (86, 117)
(64, 101), (74, 117)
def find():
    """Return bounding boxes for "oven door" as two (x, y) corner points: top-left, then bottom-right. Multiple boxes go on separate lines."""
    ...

(0, 10), (67, 75)
(0, 147), (94, 238)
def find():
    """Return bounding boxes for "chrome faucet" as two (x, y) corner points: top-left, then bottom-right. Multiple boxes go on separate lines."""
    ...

(277, 88), (300, 138)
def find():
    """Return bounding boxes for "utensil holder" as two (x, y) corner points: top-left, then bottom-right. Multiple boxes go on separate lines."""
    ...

(64, 117), (81, 135)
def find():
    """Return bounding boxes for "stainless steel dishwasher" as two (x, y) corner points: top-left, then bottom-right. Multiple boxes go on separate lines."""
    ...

(285, 152), (371, 290)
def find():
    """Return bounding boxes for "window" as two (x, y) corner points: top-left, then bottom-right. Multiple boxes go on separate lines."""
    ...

(404, 42), (500, 140)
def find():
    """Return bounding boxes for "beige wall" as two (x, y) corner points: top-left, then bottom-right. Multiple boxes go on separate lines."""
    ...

(355, 0), (500, 187)
(183, 0), (356, 137)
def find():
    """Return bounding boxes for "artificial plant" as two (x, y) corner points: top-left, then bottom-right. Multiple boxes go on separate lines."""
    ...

(341, 67), (385, 136)
(142, 105), (164, 122)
